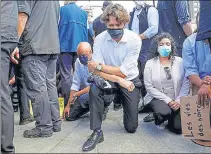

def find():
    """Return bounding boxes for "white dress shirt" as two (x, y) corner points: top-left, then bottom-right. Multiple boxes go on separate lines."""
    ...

(92, 29), (142, 81)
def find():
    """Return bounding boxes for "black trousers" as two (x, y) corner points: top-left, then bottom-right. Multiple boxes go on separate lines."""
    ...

(138, 60), (147, 98)
(149, 98), (181, 131)
(67, 93), (90, 121)
(1, 43), (16, 153)
(89, 78), (140, 133)
(14, 62), (31, 120)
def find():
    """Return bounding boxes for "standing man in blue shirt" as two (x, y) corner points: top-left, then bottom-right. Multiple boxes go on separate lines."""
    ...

(158, 0), (193, 57)
(82, 4), (142, 151)
(59, 0), (88, 107)
(128, 1), (159, 115)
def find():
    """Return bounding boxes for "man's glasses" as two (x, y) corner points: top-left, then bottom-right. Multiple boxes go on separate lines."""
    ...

(164, 67), (172, 80)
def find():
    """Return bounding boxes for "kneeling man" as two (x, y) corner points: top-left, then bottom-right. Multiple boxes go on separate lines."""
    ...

(82, 4), (142, 151)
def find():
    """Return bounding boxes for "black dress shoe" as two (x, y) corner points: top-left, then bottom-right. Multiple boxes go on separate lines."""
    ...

(143, 113), (155, 122)
(114, 103), (122, 111)
(82, 130), (104, 152)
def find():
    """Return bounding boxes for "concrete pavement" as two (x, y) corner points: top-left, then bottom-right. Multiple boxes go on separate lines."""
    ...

(14, 107), (211, 153)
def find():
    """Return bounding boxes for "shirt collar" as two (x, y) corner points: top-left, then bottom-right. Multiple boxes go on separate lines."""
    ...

(106, 29), (127, 43)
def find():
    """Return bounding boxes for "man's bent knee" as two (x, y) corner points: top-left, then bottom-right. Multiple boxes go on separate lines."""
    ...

(124, 125), (137, 133)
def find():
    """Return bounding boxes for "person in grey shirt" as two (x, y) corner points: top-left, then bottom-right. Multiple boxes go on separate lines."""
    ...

(1, 1), (19, 152)
(82, 4), (142, 152)
(11, 1), (61, 138)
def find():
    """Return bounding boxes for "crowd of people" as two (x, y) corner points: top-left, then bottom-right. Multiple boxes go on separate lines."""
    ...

(1, 0), (211, 153)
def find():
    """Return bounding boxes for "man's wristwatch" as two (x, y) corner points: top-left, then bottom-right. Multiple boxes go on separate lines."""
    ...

(96, 63), (102, 71)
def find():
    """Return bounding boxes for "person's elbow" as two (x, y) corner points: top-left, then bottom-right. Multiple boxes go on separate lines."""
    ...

(144, 26), (158, 39)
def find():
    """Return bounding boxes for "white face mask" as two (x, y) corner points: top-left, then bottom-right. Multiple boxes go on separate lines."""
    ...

(135, 1), (145, 6)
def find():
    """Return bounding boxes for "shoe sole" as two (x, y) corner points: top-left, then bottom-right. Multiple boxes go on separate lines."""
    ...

(82, 137), (104, 152)
(23, 134), (52, 138)
(53, 129), (61, 132)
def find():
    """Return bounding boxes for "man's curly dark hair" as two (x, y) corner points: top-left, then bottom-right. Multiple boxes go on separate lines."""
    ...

(101, 3), (130, 24)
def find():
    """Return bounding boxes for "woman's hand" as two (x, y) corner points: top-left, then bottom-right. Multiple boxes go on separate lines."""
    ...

(168, 101), (180, 111)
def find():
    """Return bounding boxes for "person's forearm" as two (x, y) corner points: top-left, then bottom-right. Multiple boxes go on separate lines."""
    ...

(183, 22), (193, 36)
(101, 64), (126, 78)
(67, 90), (77, 106)
(75, 87), (90, 97)
(139, 33), (147, 40)
(18, 12), (28, 37)
(188, 75), (202, 88)
(94, 70), (121, 83)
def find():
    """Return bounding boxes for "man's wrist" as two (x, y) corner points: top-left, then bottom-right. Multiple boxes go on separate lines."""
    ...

(96, 63), (102, 71)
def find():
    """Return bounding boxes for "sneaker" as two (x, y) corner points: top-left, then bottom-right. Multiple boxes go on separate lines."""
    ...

(23, 128), (52, 138)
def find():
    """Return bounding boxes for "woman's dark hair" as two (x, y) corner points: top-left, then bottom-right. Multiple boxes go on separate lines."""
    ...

(148, 33), (177, 61)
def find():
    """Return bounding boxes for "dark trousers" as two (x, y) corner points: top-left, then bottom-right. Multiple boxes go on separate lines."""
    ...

(21, 54), (61, 133)
(67, 93), (110, 121)
(68, 93), (90, 121)
(89, 78), (140, 133)
(14, 62), (31, 120)
(59, 52), (78, 106)
(149, 98), (181, 130)
(138, 60), (147, 98)
(1, 44), (15, 153)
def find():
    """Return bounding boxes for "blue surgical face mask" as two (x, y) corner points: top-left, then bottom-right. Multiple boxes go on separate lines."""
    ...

(158, 45), (171, 57)
(107, 28), (124, 39)
(79, 55), (88, 65)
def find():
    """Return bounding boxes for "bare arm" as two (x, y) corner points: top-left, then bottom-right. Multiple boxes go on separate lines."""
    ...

(101, 64), (126, 79)
(18, 12), (28, 37)
(182, 22), (193, 36)
(94, 70), (121, 83)
(94, 70), (135, 91)
(75, 87), (90, 97)
(188, 74), (203, 88)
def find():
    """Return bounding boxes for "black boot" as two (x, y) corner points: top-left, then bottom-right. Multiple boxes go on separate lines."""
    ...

(19, 116), (34, 125)
(82, 130), (104, 152)
(23, 128), (52, 138)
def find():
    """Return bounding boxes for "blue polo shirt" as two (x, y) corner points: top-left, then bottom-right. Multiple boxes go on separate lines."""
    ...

(59, 3), (88, 53)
